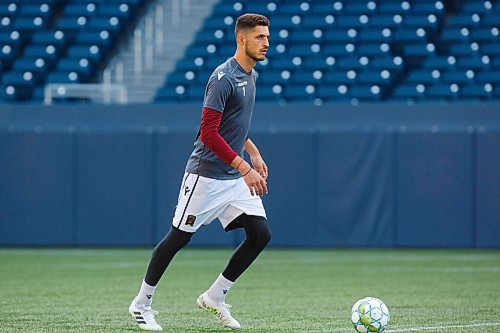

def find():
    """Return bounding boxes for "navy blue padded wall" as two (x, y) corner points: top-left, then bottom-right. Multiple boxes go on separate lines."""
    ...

(250, 131), (317, 247)
(0, 131), (73, 245)
(75, 131), (154, 245)
(475, 131), (500, 248)
(155, 129), (243, 247)
(396, 131), (474, 247)
(316, 131), (395, 247)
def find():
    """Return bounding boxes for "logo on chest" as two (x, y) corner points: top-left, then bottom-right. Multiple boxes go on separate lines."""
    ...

(237, 81), (248, 96)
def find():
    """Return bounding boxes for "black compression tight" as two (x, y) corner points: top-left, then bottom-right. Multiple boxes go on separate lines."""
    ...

(143, 214), (271, 286)
(144, 227), (192, 286)
(222, 214), (272, 282)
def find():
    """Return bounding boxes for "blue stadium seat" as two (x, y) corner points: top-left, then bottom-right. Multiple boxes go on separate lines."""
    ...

(88, 17), (122, 36)
(46, 70), (83, 84)
(462, 1), (494, 14)
(56, 57), (93, 81)
(324, 70), (358, 85)
(404, 14), (440, 30)
(260, 70), (292, 85)
(302, 15), (335, 29)
(155, 85), (188, 101)
(440, 27), (469, 45)
(358, 70), (395, 87)
(336, 15), (364, 28)
(256, 84), (283, 101)
(293, 70), (324, 84)
(482, 43), (500, 56)
(67, 45), (103, 65)
(391, 83), (427, 100)
(379, 2), (410, 15)
(270, 56), (301, 71)
(12, 58), (49, 83)
(476, 70), (500, 83)
(406, 69), (442, 84)
(12, 16), (48, 33)
(447, 13), (481, 28)
(20, 4), (54, 18)
(337, 56), (369, 70)
(412, 1), (445, 15)
(370, 15), (403, 28)
(350, 84), (384, 101)
(359, 30), (392, 43)
(422, 56), (456, 70)
(460, 83), (494, 100)
(283, 84), (317, 101)
(426, 83), (460, 100)
(1, 71), (36, 100)
(23, 44), (60, 67)
(325, 29), (358, 44)
(303, 55), (336, 70)
(0, 3), (19, 16)
(317, 84), (350, 101)
(75, 30), (114, 55)
(456, 55), (490, 70)
(0, 30), (22, 48)
(290, 29), (324, 43)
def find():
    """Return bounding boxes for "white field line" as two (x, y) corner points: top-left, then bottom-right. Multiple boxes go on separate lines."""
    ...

(386, 322), (500, 332)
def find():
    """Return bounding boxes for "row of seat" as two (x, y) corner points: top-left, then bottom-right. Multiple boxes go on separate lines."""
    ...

(0, 0), (147, 101)
(157, 82), (500, 103)
(156, 0), (500, 103)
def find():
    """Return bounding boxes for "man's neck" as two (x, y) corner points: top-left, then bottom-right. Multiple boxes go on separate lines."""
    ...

(233, 53), (255, 73)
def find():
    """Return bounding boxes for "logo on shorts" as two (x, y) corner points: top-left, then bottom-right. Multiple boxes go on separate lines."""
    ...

(185, 215), (196, 226)
(184, 185), (190, 195)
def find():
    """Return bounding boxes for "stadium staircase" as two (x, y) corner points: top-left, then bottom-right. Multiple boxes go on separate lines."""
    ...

(110, 0), (219, 103)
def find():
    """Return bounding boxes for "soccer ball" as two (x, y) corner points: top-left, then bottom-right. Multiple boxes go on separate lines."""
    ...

(351, 297), (390, 333)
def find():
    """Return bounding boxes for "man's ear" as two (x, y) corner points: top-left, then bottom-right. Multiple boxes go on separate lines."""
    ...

(236, 32), (245, 46)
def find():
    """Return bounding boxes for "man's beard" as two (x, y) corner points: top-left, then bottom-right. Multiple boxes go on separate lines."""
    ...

(245, 45), (265, 62)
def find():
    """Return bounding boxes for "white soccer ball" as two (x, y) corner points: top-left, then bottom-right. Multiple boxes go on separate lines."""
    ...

(351, 297), (390, 333)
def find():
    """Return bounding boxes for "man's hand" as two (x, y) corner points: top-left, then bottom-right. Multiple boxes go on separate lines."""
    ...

(243, 168), (268, 196)
(250, 155), (268, 180)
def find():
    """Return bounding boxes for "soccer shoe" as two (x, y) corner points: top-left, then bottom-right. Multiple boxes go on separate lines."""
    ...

(129, 298), (163, 331)
(196, 291), (241, 330)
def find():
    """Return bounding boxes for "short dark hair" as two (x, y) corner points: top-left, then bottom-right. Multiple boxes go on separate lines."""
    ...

(234, 13), (270, 36)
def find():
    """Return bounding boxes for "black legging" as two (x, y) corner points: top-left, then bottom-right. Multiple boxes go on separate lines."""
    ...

(144, 214), (271, 286)
(222, 214), (271, 281)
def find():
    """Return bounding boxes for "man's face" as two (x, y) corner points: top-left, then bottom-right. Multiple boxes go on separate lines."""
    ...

(242, 25), (270, 62)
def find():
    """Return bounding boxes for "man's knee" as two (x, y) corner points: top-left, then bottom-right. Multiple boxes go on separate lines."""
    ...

(257, 219), (271, 247)
(243, 215), (271, 248)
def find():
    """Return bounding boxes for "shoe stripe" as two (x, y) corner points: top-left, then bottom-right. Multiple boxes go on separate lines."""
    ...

(137, 321), (147, 324)
(133, 311), (141, 315)
(135, 316), (144, 320)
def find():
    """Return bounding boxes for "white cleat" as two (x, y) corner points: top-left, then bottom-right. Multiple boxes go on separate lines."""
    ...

(196, 291), (241, 330)
(129, 298), (163, 331)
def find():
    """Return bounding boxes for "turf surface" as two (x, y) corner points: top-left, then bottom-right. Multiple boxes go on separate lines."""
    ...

(1, 248), (499, 333)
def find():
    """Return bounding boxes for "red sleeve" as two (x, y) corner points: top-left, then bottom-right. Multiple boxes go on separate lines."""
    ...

(199, 107), (238, 165)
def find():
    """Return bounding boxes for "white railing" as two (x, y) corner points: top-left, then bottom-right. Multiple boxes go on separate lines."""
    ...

(125, 0), (192, 84)
(44, 83), (128, 104)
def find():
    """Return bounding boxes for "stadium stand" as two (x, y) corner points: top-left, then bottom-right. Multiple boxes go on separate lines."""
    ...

(0, 0), (149, 101)
(154, 0), (500, 104)
(0, 0), (499, 103)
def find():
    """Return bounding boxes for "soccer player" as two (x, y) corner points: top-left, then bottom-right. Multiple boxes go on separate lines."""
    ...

(129, 13), (271, 331)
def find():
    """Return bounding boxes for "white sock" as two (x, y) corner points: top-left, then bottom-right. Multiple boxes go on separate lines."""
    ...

(207, 273), (234, 304)
(135, 280), (156, 309)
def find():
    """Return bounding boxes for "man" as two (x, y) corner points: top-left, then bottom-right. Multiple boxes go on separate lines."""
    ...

(129, 13), (271, 331)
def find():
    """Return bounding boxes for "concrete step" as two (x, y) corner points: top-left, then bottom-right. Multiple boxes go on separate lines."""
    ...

(104, 0), (219, 103)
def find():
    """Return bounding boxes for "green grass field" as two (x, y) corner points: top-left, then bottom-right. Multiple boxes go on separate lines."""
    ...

(1, 248), (500, 333)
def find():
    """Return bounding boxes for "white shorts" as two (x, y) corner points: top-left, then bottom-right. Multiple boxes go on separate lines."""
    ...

(172, 172), (267, 233)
